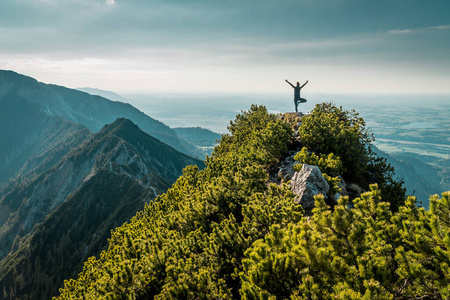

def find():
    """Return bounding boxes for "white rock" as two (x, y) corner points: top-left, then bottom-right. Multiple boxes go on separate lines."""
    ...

(290, 164), (330, 211)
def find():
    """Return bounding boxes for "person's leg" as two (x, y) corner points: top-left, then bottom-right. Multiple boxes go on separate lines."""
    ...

(295, 100), (298, 112)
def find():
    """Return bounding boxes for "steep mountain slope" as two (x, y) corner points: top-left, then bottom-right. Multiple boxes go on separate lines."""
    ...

(0, 86), (91, 186)
(0, 171), (151, 300)
(373, 147), (443, 208)
(0, 70), (202, 158)
(0, 118), (204, 300)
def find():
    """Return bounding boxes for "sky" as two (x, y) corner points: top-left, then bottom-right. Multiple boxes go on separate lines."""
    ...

(1, 0), (450, 95)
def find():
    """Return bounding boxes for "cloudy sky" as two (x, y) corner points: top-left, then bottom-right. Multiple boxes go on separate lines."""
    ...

(1, 0), (449, 94)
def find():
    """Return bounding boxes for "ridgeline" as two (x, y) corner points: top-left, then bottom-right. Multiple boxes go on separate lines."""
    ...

(52, 104), (450, 299)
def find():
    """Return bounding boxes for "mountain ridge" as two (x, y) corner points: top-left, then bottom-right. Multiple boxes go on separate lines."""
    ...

(0, 70), (202, 159)
(76, 87), (127, 102)
(0, 85), (92, 185)
(0, 117), (204, 299)
(54, 104), (450, 300)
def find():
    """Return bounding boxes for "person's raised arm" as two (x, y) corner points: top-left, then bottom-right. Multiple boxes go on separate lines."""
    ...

(285, 79), (295, 88)
(300, 80), (309, 88)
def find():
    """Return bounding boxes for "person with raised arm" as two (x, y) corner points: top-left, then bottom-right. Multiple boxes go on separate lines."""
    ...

(285, 79), (308, 113)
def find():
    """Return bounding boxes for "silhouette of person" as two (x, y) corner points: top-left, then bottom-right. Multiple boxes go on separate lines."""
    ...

(285, 79), (308, 113)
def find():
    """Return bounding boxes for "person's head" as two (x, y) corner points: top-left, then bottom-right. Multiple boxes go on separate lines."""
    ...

(296, 82), (300, 86)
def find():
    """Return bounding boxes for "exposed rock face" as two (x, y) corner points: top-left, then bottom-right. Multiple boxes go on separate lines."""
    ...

(277, 152), (300, 182)
(290, 164), (330, 211)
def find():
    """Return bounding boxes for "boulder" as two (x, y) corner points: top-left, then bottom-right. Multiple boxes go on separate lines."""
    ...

(290, 164), (330, 211)
(277, 152), (301, 182)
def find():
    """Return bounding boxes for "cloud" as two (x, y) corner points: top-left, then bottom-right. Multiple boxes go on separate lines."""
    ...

(388, 29), (412, 34)
(1, 0), (450, 94)
(428, 25), (450, 30)
(388, 24), (450, 35)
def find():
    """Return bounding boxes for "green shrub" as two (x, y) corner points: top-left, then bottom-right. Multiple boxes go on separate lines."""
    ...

(298, 102), (405, 210)
(293, 147), (343, 177)
(298, 102), (371, 182)
(240, 187), (450, 299)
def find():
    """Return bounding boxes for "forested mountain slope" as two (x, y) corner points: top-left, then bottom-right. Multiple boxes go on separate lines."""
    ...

(56, 104), (449, 299)
(0, 118), (204, 300)
(174, 127), (222, 156)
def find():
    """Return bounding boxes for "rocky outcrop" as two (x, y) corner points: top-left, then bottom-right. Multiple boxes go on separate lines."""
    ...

(277, 152), (300, 182)
(290, 164), (330, 211)
(277, 112), (303, 139)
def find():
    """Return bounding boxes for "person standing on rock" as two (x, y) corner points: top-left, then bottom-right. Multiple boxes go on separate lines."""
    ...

(285, 79), (308, 113)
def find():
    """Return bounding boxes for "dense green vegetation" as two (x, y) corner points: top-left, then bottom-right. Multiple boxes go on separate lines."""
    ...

(55, 104), (448, 299)
(298, 103), (405, 211)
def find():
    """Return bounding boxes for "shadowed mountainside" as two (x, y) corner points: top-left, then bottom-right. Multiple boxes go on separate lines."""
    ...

(0, 87), (91, 186)
(0, 118), (204, 299)
(0, 70), (203, 160)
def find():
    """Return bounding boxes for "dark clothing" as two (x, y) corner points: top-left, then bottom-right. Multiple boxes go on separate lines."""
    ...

(294, 86), (301, 100)
(294, 97), (307, 113)
(294, 86), (302, 112)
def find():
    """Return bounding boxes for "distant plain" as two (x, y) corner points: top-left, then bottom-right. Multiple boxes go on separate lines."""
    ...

(123, 92), (450, 158)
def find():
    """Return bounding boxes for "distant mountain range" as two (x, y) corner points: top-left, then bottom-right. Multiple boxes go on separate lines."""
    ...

(76, 87), (127, 103)
(0, 70), (203, 173)
(384, 150), (446, 207)
(368, 146), (445, 208)
(0, 87), (91, 185)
